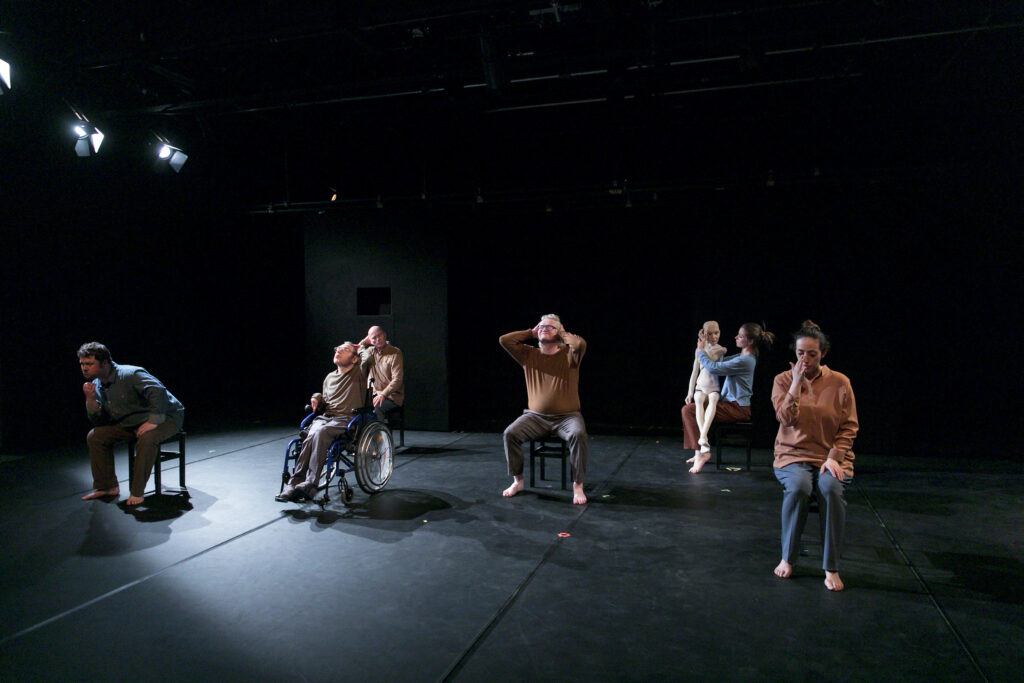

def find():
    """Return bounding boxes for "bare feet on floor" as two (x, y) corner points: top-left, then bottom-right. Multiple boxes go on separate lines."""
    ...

(774, 560), (793, 578)
(81, 487), (119, 501)
(502, 478), (524, 498)
(824, 571), (844, 591)
(572, 482), (587, 505)
(689, 452), (711, 473)
(126, 495), (145, 506)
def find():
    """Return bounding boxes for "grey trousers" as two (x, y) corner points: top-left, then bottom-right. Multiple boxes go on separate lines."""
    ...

(503, 410), (588, 484)
(284, 415), (350, 491)
(87, 421), (181, 497)
(373, 397), (399, 424)
(774, 462), (851, 571)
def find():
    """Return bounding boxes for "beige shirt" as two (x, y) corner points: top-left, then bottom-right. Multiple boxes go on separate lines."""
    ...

(313, 364), (366, 417)
(772, 366), (858, 476)
(499, 329), (586, 415)
(359, 343), (404, 405)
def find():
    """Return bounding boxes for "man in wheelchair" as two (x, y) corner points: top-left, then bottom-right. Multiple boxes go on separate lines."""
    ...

(276, 342), (366, 502)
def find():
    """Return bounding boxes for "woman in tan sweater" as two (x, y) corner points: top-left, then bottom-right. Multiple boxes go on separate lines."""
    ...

(771, 321), (859, 591)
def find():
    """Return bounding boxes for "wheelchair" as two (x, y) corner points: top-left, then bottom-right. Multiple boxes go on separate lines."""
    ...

(280, 401), (394, 508)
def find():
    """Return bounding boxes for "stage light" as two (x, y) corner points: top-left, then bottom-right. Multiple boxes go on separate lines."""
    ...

(73, 122), (104, 157)
(154, 140), (188, 173)
(0, 57), (11, 94)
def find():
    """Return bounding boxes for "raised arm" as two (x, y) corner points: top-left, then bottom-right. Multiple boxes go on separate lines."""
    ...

(698, 351), (755, 376)
(499, 329), (535, 365)
(82, 381), (107, 426)
(772, 371), (800, 426)
(560, 330), (586, 365)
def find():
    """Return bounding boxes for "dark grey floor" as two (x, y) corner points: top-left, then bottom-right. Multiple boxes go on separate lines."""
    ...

(1, 428), (1021, 682)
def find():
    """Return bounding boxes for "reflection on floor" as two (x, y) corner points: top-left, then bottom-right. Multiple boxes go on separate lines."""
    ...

(1, 427), (1021, 682)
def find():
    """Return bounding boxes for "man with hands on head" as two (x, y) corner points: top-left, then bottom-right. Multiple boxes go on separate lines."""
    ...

(357, 326), (404, 424)
(78, 342), (184, 506)
(276, 342), (366, 503)
(499, 314), (589, 505)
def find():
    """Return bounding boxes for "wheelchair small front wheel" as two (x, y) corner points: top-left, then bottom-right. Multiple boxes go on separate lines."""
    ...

(354, 421), (394, 494)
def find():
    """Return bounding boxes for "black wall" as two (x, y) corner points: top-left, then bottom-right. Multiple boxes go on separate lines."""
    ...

(2, 145), (306, 450)
(2, 108), (1019, 459)
(448, 171), (1020, 458)
(303, 210), (449, 430)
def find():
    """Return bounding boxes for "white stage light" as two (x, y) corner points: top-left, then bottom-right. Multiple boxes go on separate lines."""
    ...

(0, 57), (11, 93)
(73, 123), (104, 156)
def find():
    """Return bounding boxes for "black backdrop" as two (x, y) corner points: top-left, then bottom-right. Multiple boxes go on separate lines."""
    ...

(2, 100), (1020, 458)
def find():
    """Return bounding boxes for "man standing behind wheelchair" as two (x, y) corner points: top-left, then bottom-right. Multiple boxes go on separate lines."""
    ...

(276, 342), (366, 502)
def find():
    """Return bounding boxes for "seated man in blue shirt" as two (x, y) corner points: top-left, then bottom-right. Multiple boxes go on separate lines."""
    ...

(78, 342), (185, 505)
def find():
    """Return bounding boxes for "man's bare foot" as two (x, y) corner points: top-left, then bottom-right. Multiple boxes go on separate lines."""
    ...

(82, 487), (119, 501)
(126, 495), (145, 506)
(502, 478), (524, 498)
(774, 560), (793, 578)
(824, 571), (844, 591)
(572, 482), (587, 505)
(689, 452), (711, 473)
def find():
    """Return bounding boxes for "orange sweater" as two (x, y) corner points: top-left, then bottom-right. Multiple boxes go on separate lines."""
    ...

(499, 329), (586, 415)
(772, 366), (858, 476)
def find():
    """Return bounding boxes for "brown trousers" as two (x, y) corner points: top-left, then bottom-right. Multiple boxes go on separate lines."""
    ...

(87, 422), (181, 497)
(680, 400), (750, 450)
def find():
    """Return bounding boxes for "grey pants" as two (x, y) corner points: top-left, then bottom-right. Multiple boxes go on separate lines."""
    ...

(373, 397), (399, 424)
(284, 415), (350, 491)
(87, 421), (182, 497)
(774, 462), (851, 571)
(503, 410), (588, 484)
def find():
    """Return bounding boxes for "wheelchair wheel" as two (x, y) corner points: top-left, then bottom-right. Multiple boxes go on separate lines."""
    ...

(340, 481), (355, 506)
(354, 421), (394, 494)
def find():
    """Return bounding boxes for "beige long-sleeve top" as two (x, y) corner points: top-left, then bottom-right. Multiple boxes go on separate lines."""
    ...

(772, 366), (859, 476)
(312, 364), (366, 417)
(360, 343), (404, 405)
(499, 329), (586, 415)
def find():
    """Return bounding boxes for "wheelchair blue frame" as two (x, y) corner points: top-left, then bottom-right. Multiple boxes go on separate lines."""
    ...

(281, 406), (394, 508)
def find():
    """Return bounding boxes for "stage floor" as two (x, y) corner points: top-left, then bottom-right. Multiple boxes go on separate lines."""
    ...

(1, 427), (1021, 682)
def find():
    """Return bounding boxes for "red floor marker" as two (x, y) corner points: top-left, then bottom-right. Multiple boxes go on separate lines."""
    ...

(558, 532), (571, 538)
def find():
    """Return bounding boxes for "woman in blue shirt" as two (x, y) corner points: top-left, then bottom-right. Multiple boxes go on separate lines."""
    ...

(682, 322), (774, 473)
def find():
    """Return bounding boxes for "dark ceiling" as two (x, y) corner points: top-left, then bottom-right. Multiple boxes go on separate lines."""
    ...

(2, 1), (1022, 210)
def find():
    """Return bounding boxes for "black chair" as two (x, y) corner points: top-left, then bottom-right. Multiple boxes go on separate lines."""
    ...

(529, 437), (570, 490)
(712, 411), (754, 471)
(128, 431), (188, 497)
(386, 404), (405, 447)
